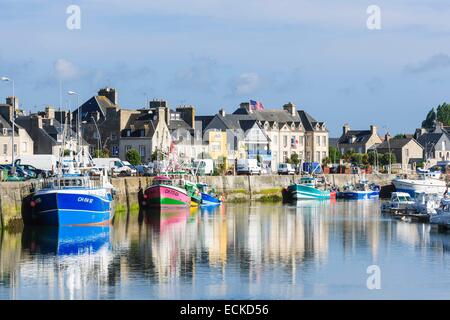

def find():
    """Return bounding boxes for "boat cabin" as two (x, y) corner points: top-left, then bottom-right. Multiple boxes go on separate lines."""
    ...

(299, 177), (317, 186)
(42, 175), (96, 189)
(390, 192), (414, 204)
(152, 175), (185, 188)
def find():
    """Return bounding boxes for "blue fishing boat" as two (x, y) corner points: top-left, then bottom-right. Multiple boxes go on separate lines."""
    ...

(197, 183), (223, 206)
(23, 174), (115, 226)
(22, 225), (111, 255)
(338, 179), (380, 200)
(285, 176), (336, 201)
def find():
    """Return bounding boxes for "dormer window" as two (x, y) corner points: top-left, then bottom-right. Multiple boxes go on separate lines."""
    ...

(3, 128), (7, 136)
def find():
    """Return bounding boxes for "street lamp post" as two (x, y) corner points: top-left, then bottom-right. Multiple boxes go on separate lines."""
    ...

(1, 77), (15, 167)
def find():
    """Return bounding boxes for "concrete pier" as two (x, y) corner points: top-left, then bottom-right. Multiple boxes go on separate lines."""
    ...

(0, 174), (398, 229)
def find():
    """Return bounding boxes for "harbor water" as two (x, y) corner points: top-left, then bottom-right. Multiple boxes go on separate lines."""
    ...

(2, 201), (450, 299)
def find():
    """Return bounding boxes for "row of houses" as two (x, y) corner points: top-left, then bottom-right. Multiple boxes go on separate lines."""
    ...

(335, 121), (450, 168)
(3, 85), (450, 172)
(0, 87), (329, 171)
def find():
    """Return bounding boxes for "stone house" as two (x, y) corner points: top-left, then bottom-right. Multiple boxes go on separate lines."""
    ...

(0, 102), (34, 163)
(337, 124), (382, 155)
(16, 106), (88, 156)
(119, 102), (171, 162)
(207, 102), (329, 171)
(415, 122), (450, 165)
(376, 137), (423, 167)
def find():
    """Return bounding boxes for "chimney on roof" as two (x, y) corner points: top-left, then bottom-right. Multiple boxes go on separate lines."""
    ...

(45, 106), (55, 119)
(240, 102), (251, 113)
(98, 87), (118, 105)
(283, 102), (296, 117)
(436, 121), (444, 133)
(343, 123), (350, 135)
(31, 114), (43, 129)
(0, 104), (13, 122)
(219, 108), (226, 117)
(176, 105), (195, 130)
(6, 96), (18, 110)
(414, 127), (426, 139)
(370, 125), (377, 135)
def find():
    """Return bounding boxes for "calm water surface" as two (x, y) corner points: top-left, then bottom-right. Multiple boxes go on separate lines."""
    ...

(1, 200), (450, 300)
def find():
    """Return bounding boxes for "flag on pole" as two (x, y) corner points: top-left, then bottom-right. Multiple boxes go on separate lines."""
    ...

(250, 100), (264, 111)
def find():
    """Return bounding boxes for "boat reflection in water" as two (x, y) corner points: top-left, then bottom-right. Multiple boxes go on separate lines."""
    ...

(18, 226), (113, 299)
(22, 226), (111, 256)
(142, 207), (191, 233)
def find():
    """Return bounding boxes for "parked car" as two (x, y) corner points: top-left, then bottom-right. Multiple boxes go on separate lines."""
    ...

(277, 163), (295, 175)
(135, 164), (151, 176)
(236, 159), (262, 175)
(93, 158), (134, 177)
(88, 167), (102, 177)
(122, 161), (138, 176)
(0, 164), (33, 180)
(16, 163), (50, 178)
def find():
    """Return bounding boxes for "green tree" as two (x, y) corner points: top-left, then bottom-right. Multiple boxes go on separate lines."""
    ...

(290, 153), (300, 166)
(422, 108), (436, 128)
(422, 104), (450, 128)
(394, 134), (407, 139)
(342, 150), (354, 163)
(93, 149), (109, 158)
(361, 153), (369, 165)
(350, 153), (363, 165)
(63, 149), (71, 156)
(328, 146), (341, 163)
(126, 148), (142, 166)
(380, 152), (396, 166)
(151, 149), (165, 161)
(322, 157), (331, 165)
(367, 151), (381, 166)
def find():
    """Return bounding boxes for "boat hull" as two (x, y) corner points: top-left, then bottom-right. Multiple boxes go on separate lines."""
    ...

(27, 189), (113, 226)
(393, 178), (447, 197)
(201, 192), (221, 206)
(287, 184), (331, 200)
(144, 184), (190, 208)
(338, 190), (380, 200)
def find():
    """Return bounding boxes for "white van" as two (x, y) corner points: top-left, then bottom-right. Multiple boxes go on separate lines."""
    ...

(237, 159), (261, 175)
(277, 163), (295, 175)
(15, 154), (58, 171)
(93, 158), (133, 176)
(193, 159), (214, 175)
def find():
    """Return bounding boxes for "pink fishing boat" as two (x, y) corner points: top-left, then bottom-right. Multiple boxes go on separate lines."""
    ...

(143, 176), (190, 208)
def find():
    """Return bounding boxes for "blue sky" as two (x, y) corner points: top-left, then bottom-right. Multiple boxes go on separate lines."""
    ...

(1, 0), (450, 137)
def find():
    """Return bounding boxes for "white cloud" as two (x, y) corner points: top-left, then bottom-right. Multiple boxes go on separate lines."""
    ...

(231, 72), (262, 96)
(54, 58), (80, 80)
(404, 53), (450, 74)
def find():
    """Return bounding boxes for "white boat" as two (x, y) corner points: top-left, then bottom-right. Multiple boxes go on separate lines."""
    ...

(392, 171), (447, 197)
(430, 198), (450, 227)
(381, 192), (415, 214)
(413, 192), (442, 215)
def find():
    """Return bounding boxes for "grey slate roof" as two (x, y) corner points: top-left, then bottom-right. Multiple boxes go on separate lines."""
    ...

(338, 130), (373, 145)
(416, 132), (447, 148)
(377, 137), (421, 149)
(121, 112), (158, 138)
(195, 116), (214, 132)
(169, 119), (191, 131)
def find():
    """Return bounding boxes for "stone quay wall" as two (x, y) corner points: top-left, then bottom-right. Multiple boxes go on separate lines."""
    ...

(0, 174), (399, 229)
